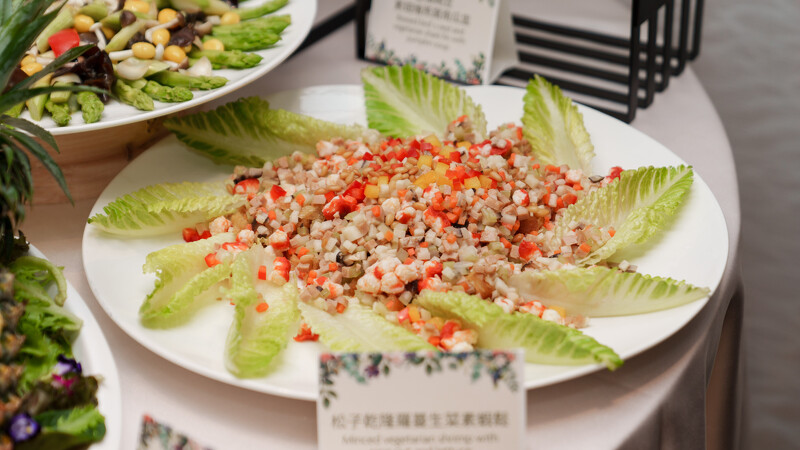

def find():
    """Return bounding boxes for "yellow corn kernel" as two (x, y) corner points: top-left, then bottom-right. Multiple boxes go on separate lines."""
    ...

(408, 305), (421, 323)
(21, 62), (43, 76)
(74, 14), (95, 33)
(202, 38), (225, 51)
(364, 184), (379, 199)
(478, 175), (493, 189)
(413, 171), (437, 189)
(377, 175), (389, 185)
(163, 45), (186, 63)
(416, 154), (433, 168)
(20, 54), (37, 67)
(464, 176), (481, 190)
(456, 141), (471, 148)
(123, 0), (150, 14)
(182, 45), (193, 53)
(157, 8), (177, 24)
(220, 11), (240, 25)
(151, 28), (170, 46)
(434, 162), (449, 176)
(101, 26), (115, 39)
(550, 306), (566, 317)
(428, 316), (444, 330)
(423, 134), (441, 148)
(436, 174), (453, 187)
(132, 42), (156, 59)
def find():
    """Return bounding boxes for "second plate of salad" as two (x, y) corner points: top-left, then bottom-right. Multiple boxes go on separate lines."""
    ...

(81, 78), (728, 400)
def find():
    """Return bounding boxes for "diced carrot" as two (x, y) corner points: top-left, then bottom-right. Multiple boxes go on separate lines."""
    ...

(297, 247), (310, 257)
(500, 237), (512, 249)
(532, 163), (540, 170)
(385, 299), (403, 311)
(508, 153), (516, 166)
(446, 234), (457, 244)
(579, 243), (592, 253)
(316, 276), (327, 285)
(407, 248), (416, 256)
(419, 242), (429, 248)
(428, 336), (441, 347)
(296, 194), (305, 206)
(255, 302), (269, 313)
(385, 231), (394, 241)
(328, 262), (338, 272)
(573, 183), (584, 191)
(268, 210), (277, 221)
(609, 229), (616, 237)
(557, 197), (565, 209)
(336, 303), (346, 313)
(257, 265), (267, 280)
(307, 270), (317, 281)
(372, 205), (381, 217)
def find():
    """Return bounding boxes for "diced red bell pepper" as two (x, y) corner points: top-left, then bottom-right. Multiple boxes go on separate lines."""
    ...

(204, 252), (220, 267)
(257, 265), (267, 280)
(608, 166), (624, 181)
(269, 184), (286, 201)
(48, 28), (80, 58)
(343, 180), (365, 201)
(518, 241), (539, 260)
(182, 228), (200, 242)
(322, 195), (357, 220)
(293, 323), (319, 342)
(199, 230), (212, 239)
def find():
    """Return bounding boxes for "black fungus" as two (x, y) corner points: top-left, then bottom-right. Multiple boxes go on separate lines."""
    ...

(589, 175), (604, 183)
(58, 46), (115, 102)
(119, 10), (137, 28)
(406, 280), (419, 295)
(336, 252), (344, 265)
(3, 67), (27, 92)
(168, 26), (196, 47)
(126, 31), (147, 49)
(79, 32), (99, 45)
(316, 286), (323, 292)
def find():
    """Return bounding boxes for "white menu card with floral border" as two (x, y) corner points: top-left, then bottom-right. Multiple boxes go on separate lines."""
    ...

(365, 0), (518, 85)
(317, 350), (525, 449)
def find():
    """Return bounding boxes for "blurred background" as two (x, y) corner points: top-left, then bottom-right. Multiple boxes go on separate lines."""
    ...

(694, 0), (800, 447)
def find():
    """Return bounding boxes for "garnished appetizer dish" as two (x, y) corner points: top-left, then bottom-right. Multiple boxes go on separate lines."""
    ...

(4, 0), (291, 125)
(88, 65), (710, 378)
(2, 2), (106, 446)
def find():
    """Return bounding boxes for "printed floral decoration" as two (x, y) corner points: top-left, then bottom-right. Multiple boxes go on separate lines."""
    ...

(365, 37), (485, 85)
(320, 351), (519, 408)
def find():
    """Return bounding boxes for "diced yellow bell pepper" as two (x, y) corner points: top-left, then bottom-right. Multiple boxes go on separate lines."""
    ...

(550, 306), (566, 317)
(464, 176), (481, 190)
(408, 305), (421, 323)
(365, 183), (380, 198)
(377, 175), (390, 185)
(417, 154), (433, 168)
(456, 141), (471, 149)
(435, 162), (449, 176)
(414, 171), (437, 189)
(479, 175), (493, 189)
(436, 174), (453, 187)
(423, 134), (442, 148)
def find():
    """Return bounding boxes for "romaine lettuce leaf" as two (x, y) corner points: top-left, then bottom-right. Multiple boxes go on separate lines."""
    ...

(88, 181), (244, 236)
(225, 247), (299, 378)
(140, 233), (234, 326)
(22, 406), (106, 450)
(297, 301), (434, 352)
(414, 290), (621, 369)
(555, 165), (694, 265)
(164, 96), (366, 166)
(522, 75), (595, 173)
(361, 64), (488, 139)
(510, 266), (710, 317)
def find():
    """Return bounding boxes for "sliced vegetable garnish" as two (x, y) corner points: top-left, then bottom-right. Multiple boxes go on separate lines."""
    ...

(555, 165), (694, 265)
(361, 64), (488, 139)
(414, 290), (621, 369)
(510, 266), (710, 317)
(522, 75), (595, 173)
(88, 181), (245, 236)
(164, 97), (367, 166)
(225, 247), (299, 378)
(297, 301), (435, 352)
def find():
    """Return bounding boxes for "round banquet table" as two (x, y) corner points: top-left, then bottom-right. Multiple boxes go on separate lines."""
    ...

(23, 2), (743, 449)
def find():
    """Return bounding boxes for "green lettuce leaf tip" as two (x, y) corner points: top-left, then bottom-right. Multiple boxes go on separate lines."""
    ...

(297, 301), (434, 352)
(88, 181), (245, 236)
(164, 96), (366, 167)
(510, 266), (710, 317)
(522, 75), (595, 173)
(361, 64), (488, 139)
(414, 290), (622, 370)
(555, 165), (694, 265)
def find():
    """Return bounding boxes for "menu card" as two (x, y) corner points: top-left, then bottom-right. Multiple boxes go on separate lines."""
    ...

(317, 350), (525, 450)
(365, 0), (518, 85)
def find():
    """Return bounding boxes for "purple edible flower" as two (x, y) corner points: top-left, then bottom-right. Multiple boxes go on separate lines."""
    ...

(54, 354), (82, 375)
(9, 414), (40, 442)
(365, 365), (380, 378)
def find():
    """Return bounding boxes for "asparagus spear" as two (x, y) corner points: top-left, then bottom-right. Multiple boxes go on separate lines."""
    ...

(212, 15), (291, 36)
(76, 91), (104, 123)
(149, 71), (227, 90)
(204, 32), (280, 52)
(237, 0), (288, 20)
(188, 49), (262, 69)
(113, 79), (154, 111)
(143, 80), (193, 102)
(78, 1), (108, 20)
(45, 100), (72, 126)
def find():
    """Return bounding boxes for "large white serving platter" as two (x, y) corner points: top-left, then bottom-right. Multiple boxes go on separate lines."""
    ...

(25, 0), (316, 135)
(82, 85), (729, 400)
(28, 245), (122, 449)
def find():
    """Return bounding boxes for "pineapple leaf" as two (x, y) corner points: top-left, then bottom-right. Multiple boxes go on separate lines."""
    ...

(1, 115), (58, 150)
(0, 127), (71, 203)
(10, 45), (95, 93)
(0, 0), (58, 89)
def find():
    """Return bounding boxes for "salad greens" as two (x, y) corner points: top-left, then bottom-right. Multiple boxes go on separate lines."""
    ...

(554, 165), (694, 265)
(91, 64), (709, 381)
(87, 181), (245, 236)
(298, 301), (435, 352)
(522, 75), (595, 173)
(509, 266), (710, 317)
(164, 97), (367, 166)
(361, 64), (488, 139)
(225, 246), (299, 378)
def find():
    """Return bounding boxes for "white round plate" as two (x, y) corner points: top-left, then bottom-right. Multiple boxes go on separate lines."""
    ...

(82, 85), (728, 400)
(24, 0), (316, 135)
(28, 245), (122, 449)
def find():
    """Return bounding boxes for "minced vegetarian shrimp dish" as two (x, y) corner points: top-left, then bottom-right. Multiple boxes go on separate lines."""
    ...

(88, 65), (711, 378)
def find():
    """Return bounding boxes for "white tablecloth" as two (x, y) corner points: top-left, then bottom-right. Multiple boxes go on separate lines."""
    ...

(22, 2), (743, 449)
